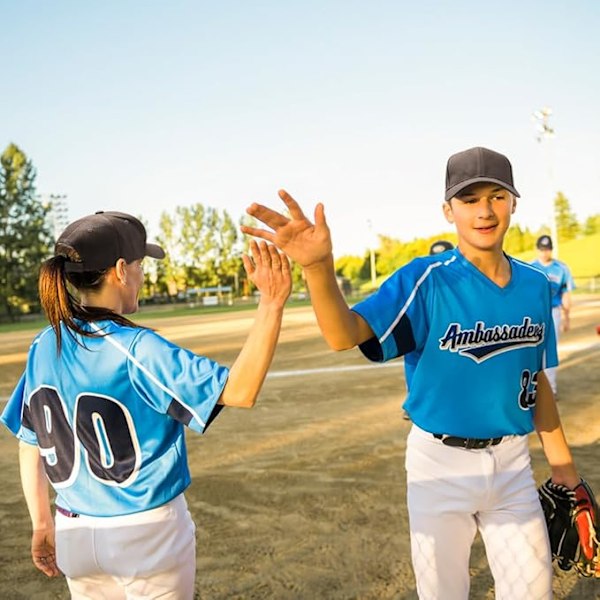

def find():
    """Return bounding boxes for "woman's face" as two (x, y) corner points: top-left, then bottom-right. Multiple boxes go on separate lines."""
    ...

(120, 259), (145, 314)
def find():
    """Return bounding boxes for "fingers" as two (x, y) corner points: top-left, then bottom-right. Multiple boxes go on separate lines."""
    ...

(240, 224), (275, 243)
(243, 240), (289, 275)
(314, 202), (328, 231)
(243, 189), (311, 233)
(278, 189), (308, 221)
(241, 253), (254, 277)
(33, 553), (59, 577)
(246, 202), (290, 229)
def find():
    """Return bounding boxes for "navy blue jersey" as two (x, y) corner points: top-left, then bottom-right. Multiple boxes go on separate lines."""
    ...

(1, 320), (228, 517)
(352, 249), (558, 438)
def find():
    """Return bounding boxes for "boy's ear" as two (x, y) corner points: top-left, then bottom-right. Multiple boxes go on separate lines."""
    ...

(511, 196), (517, 214)
(443, 201), (454, 224)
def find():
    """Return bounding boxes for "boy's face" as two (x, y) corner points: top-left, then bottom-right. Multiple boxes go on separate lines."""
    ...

(443, 182), (516, 253)
(537, 247), (553, 262)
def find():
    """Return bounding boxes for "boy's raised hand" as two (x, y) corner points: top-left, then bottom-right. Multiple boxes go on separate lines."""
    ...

(242, 189), (333, 269)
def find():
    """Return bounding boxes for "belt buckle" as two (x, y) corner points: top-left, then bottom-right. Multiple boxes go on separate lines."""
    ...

(436, 435), (464, 448)
(466, 438), (488, 449)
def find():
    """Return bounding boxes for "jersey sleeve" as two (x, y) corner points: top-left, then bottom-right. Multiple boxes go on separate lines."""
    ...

(127, 330), (229, 434)
(0, 371), (38, 445)
(351, 259), (430, 362)
(563, 262), (576, 292)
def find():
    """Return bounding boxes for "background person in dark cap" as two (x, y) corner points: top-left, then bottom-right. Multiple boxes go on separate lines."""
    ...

(242, 146), (588, 599)
(530, 234), (575, 398)
(429, 239), (454, 255)
(1, 211), (291, 597)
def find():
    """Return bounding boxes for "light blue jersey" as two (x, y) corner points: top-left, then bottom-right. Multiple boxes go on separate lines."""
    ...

(352, 248), (557, 438)
(1, 320), (228, 517)
(530, 258), (575, 308)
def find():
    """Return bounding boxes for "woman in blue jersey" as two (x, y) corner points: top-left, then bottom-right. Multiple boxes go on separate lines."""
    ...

(241, 148), (583, 600)
(1, 211), (291, 598)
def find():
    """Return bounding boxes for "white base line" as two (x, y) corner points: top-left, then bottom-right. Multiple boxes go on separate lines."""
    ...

(2, 341), (597, 402)
(267, 360), (403, 379)
(266, 340), (600, 379)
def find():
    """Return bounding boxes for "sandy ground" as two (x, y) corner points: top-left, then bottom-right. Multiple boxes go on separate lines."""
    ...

(0, 296), (599, 599)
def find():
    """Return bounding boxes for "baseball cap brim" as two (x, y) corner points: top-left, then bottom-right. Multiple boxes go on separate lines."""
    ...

(445, 177), (520, 202)
(146, 243), (165, 259)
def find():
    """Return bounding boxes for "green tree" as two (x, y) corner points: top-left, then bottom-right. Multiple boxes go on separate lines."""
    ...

(0, 143), (53, 320)
(554, 191), (579, 242)
(504, 225), (538, 255)
(335, 255), (365, 282)
(582, 214), (600, 236)
(156, 204), (244, 298)
(155, 211), (187, 299)
(212, 209), (241, 290)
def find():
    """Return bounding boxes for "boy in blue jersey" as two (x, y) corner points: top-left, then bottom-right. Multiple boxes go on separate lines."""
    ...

(242, 147), (584, 599)
(1, 211), (291, 598)
(530, 234), (575, 397)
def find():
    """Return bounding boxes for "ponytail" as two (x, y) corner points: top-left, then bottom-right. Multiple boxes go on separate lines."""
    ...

(39, 256), (74, 351)
(39, 250), (142, 353)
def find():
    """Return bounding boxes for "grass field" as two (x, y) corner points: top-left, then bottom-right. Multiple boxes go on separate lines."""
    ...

(1, 298), (599, 599)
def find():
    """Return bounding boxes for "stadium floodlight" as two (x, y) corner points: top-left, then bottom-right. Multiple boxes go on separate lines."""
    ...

(367, 219), (377, 288)
(532, 107), (559, 256)
(532, 107), (555, 143)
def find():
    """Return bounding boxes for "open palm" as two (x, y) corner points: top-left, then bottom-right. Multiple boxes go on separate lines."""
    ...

(241, 189), (333, 268)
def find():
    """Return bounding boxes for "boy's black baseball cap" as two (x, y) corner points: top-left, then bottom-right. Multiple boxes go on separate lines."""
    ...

(445, 146), (520, 201)
(57, 211), (165, 273)
(536, 235), (553, 250)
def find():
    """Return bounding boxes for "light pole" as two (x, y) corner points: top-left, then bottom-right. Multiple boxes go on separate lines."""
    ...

(532, 106), (559, 257)
(367, 219), (377, 288)
(39, 193), (69, 240)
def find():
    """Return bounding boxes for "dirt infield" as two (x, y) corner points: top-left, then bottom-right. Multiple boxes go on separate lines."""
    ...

(1, 297), (599, 599)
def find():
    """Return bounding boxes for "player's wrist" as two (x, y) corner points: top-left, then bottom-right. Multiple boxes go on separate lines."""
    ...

(302, 252), (334, 271)
(550, 467), (580, 490)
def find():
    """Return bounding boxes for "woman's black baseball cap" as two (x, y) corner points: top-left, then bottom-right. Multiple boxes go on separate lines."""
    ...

(445, 146), (520, 201)
(57, 211), (165, 273)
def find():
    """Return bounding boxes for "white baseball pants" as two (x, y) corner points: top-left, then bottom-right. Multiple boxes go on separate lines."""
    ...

(55, 493), (196, 599)
(406, 424), (553, 600)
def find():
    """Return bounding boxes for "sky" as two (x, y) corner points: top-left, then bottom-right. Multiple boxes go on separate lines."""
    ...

(2, 1), (599, 257)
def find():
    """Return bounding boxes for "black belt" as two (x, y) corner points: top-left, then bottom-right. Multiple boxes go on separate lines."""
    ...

(433, 433), (503, 449)
(56, 505), (79, 518)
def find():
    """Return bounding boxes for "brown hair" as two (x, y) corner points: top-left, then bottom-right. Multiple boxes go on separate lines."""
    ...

(39, 245), (141, 352)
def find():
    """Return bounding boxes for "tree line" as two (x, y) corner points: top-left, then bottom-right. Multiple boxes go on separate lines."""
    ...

(1, 143), (599, 321)
(339, 193), (600, 292)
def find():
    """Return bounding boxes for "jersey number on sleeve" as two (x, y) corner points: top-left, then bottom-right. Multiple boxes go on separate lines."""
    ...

(28, 387), (141, 488)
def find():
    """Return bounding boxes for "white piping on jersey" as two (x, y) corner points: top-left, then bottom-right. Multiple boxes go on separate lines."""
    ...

(89, 323), (207, 428)
(511, 257), (553, 279)
(379, 255), (456, 345)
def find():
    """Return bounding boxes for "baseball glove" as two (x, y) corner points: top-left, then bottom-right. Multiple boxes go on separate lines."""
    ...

(538, 478), (600, 577)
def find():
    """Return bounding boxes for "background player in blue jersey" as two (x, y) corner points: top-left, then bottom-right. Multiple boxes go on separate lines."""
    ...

(1, 211), (291, 599)
(242, 147), (585, 599)
(530, 234), (575, 397)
